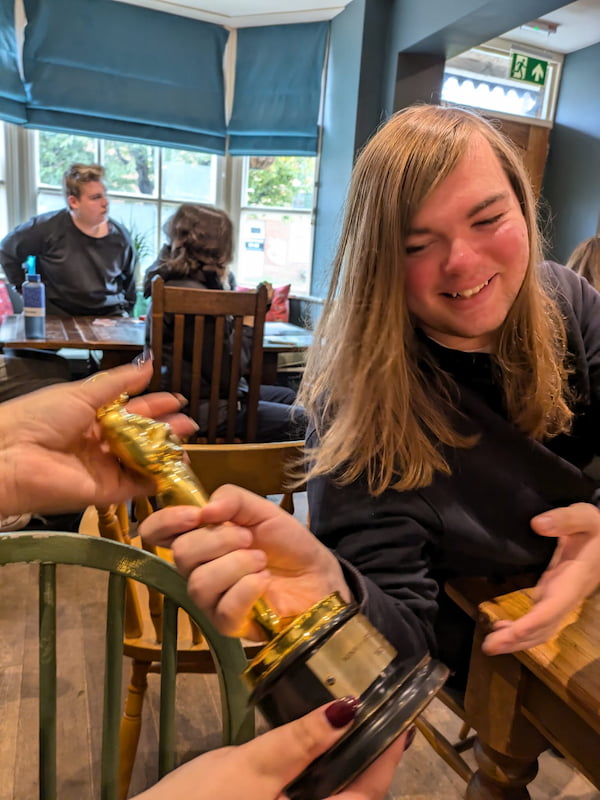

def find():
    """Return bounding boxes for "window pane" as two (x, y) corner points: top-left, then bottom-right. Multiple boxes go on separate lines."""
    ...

(0, 122), (6, 239)
(161, 148), (217, 204)
(245, 156), (316, 209)
(37, 131), (98, 187)
(37, 190), (66, 216)
(102, 140), (157, 197)
(443, 46), (559, 121)
(235, 209), (312, 295)
(159, 202), (182, 238)
(108, 199), (158, 273)
(0, 187), (7, 241)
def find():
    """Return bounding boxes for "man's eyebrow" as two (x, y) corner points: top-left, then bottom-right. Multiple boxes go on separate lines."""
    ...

(467, 192), (508, 218)
(407, 191), (510, 236)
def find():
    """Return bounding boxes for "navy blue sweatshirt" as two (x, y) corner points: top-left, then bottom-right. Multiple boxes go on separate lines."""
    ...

(308, 263), (600, 686)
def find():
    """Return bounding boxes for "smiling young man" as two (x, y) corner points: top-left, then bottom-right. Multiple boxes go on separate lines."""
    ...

(139, 105), (600, 695)
(0, 163), (136, 317)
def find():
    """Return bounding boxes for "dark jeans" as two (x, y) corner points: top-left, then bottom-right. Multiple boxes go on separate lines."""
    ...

(251, 384), (307, 442)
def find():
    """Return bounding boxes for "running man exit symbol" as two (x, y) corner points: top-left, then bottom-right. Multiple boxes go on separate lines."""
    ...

(510, 53), (548, 86)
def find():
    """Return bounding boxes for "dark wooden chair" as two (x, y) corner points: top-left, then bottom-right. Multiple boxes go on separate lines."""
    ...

(149, 276), (268, 442)
(0, 530), (253, 800)
(412, 575), (544, 784)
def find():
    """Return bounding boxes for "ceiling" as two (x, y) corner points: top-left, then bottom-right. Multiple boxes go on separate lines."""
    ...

(498, 0), (600, 54)
(113, 0), (353, 27)
(115, 0), (600, 52)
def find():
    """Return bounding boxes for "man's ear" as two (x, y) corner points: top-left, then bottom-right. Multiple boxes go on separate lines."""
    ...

(67, 195), (78, 211)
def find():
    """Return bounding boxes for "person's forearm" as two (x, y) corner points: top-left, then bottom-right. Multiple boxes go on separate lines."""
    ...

(0, 452), (21, 516)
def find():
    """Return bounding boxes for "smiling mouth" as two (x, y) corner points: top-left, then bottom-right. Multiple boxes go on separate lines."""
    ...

(444, 278), (490, 299)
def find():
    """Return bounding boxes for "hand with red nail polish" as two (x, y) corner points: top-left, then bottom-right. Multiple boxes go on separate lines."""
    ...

(133, 699), (406, 800)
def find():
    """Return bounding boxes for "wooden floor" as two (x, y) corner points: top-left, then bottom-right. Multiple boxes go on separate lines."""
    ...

(0, 507), (598, 799)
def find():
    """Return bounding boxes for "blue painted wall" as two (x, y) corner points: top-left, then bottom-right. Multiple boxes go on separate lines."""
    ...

(542, 42), (600, 263)
(310, 0), (366, 297)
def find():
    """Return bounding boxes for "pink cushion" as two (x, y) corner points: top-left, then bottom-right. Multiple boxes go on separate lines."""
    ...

(0, 281), (14, 320)
(266, 283), (290, 322)
(237, 284), (291, 323)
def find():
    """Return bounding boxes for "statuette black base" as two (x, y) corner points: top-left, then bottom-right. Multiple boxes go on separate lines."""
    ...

(243, 595), (449, 800)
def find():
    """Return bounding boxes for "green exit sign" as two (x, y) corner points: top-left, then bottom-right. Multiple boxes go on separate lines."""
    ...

(510, 52), (548, 86)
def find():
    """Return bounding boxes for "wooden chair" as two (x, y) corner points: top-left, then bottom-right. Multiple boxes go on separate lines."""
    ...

(413, 688), (474, 782)
(0, 530), (254, 800)
(149, 276), (268, 442)
(182, 439), (306, 515)
(412, 575), (545, 783)
(91, 440), (304, 798)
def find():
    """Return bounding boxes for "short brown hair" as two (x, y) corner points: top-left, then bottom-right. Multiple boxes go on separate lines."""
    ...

(63, 163), (105, 201)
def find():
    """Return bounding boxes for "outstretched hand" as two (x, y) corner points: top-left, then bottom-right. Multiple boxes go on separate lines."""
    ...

(483, 502), (600, 654)
(0, 359), (198, 516)
(134, 699), (407, 800)
(139, 484), (351, 640)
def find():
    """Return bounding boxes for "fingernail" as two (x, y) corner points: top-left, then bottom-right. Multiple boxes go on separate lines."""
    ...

(403, 725), (417, 751)
(534, 514), (554, 532)
(173, 393), (188, 408)
(325, 697), (359, 728)
(133, 346), (153, 367)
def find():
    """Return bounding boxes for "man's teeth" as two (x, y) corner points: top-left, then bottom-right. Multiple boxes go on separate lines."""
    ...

(450, 279), (489, 299)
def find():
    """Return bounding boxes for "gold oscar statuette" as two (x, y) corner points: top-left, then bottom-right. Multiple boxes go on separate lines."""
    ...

(97, 395), (449, 800)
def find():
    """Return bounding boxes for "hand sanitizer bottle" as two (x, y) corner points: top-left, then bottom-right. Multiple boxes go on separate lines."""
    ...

(22, 256), (46, 339)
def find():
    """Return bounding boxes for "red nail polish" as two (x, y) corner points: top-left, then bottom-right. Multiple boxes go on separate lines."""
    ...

(403, 725), (417, 751)
(325, 697), (359, 729)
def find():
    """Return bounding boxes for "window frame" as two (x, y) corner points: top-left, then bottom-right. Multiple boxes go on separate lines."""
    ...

(443, 39), (563, 123)
(0, 124), (317, 295)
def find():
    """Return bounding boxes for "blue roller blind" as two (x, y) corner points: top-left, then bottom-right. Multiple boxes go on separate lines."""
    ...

(0, 0), (26, 123)
(22, 0), (228, 153)
(228, 22), (328, 156)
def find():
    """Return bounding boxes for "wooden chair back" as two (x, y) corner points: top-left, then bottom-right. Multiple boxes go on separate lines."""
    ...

(149, 276), (268, 442)
(0, 530), (253, 800)
(183, 439), (306, 515)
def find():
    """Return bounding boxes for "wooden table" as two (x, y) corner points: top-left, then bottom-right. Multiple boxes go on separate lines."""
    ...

(0, 315), (313, 380)
(446, 578), (600, 799)
(262, 320), (313, 384)
(0, 314), (146, 369)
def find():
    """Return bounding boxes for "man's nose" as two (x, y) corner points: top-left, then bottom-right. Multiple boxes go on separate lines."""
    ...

(443, 236), (479, 273)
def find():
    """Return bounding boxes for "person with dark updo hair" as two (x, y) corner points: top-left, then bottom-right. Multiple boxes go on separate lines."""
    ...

(143, 204), (305, 442)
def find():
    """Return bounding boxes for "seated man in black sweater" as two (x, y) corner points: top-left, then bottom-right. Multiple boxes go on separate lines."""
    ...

(0, 163), (136, 317)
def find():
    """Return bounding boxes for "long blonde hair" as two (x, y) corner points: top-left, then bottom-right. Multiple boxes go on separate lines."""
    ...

(299, 105), (572, 495)
(566, 235), (600, 291)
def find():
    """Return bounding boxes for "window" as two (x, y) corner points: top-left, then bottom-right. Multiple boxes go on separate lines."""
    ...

(442, 43), (561, 122)
(12, 130), (317, 295)
(0, 121), (7, 240)
(35, 131), (219, 274)
(232, 156), (316, 295)
(0, 126), (318, 296)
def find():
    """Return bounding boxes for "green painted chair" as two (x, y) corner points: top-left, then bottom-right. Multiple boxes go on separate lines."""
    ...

(0, 531), (254, 800)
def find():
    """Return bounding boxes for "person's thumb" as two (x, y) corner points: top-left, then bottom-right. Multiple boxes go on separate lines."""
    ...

(243, 698), (359, 790)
